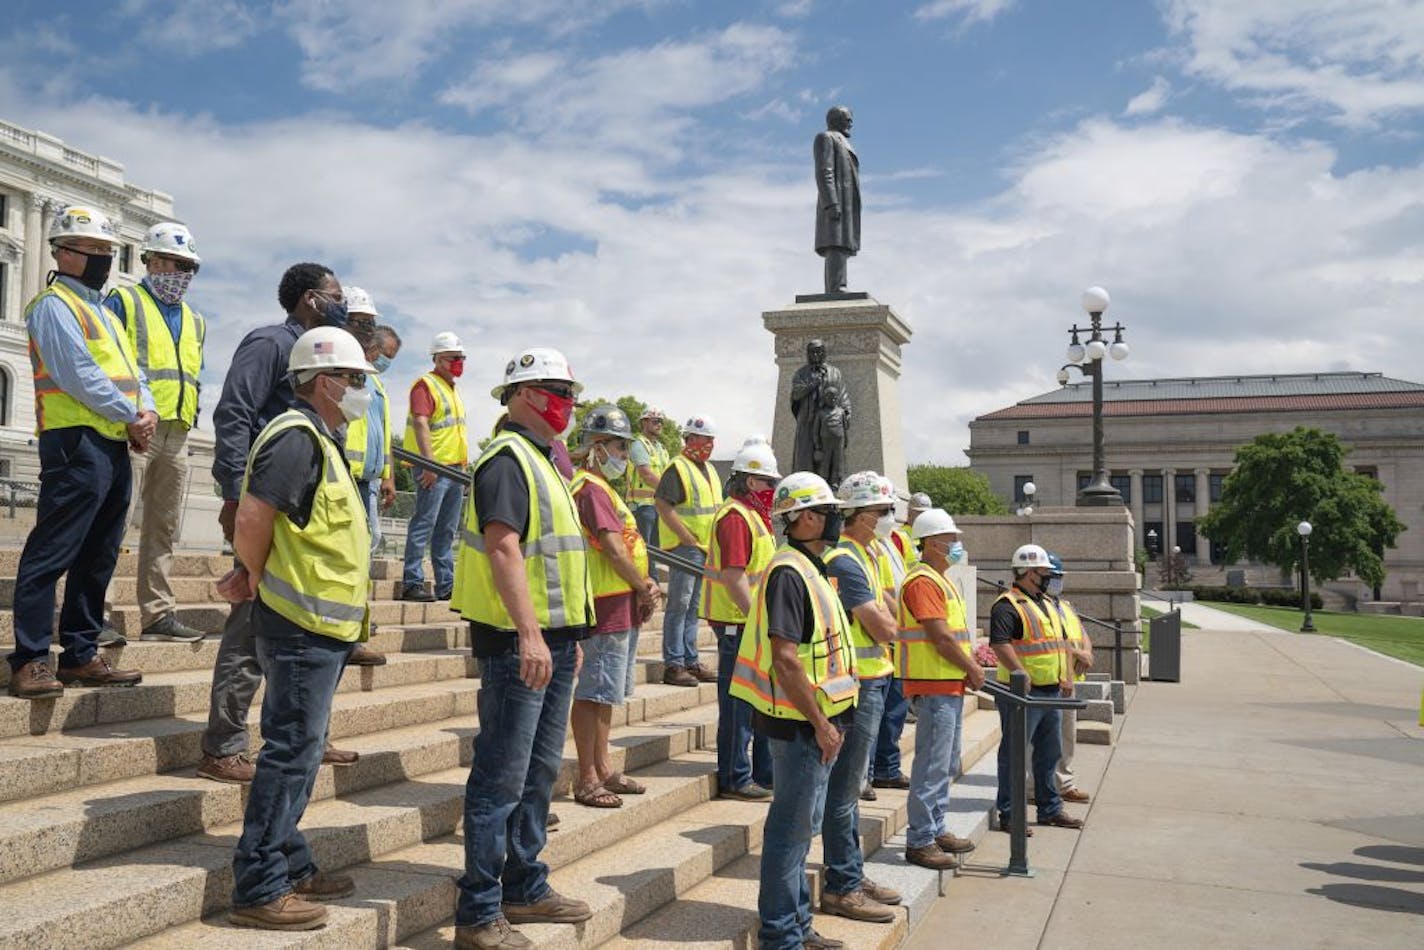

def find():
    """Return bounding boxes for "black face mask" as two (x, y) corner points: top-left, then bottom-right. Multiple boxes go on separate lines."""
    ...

(70, 249), (113, 291)
(819, 509), (844, 543)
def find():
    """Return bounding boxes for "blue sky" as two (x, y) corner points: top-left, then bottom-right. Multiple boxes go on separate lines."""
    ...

(3, 0), (1423, 465)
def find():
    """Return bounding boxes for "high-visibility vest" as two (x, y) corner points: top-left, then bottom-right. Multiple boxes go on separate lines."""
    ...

(994, 587), (1067, 687)
(1054, 596), (1089, 683)
(246, 410), (371, 642)
(656, 454), (724, 550)
(111, 283), (204, 427)
(892, 525), (920, 569)
(700, 498), (776, 624)
(570, 468), (648, 601)
(626, 434), (669, 506)
(823, 537), (895, 680)
(27, 281), (142, 441)
(895, 564), (973, 681)
(451, 431), (593, 631)
(344, 374), (392, 480)
(729, 545), (859, 721)
(873, 536), (905, 601)
(402, 372), (467, 466)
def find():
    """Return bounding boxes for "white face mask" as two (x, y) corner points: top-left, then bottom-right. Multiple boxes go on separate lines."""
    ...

(598, 445), (628, 479)
(874, 511), (896, 539)
(335, 379), (372, 422)
(1046, 576), (1065, 597)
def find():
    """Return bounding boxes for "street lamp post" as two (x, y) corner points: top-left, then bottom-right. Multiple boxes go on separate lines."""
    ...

(1146, 528), (1159, 559)
(1059, 286), (1128, 507)
(1297, 521), (1316, 632)
(1017, 481), (1036, 516)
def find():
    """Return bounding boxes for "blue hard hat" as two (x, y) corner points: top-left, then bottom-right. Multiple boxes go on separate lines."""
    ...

(1046, 552), (1065, 576)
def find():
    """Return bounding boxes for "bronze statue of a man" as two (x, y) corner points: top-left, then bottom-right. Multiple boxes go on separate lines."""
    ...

(790, 339), (851, 489)
(814, 105), (861, 295)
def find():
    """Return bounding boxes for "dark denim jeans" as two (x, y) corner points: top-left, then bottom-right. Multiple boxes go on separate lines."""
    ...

(714, 625), (772, 791)
(661, 545), (705, 668)
(995, 684), (1064, 821)
(870, 676), (909, 781)
(402, 474), (463, 593)
(231, 626), (353, 908)
(823, 675), (888, 896)
(456, 640), (578, 927)
(758, 729), (834, 950)
(633, 504), (659, 548)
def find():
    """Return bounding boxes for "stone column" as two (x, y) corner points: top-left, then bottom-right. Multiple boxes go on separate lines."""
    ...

(1129, 468), (1144, 550)
(1194, 467), (1211, 563)
(1163, 467), (1177, 554)
(21, 193), (48, 305)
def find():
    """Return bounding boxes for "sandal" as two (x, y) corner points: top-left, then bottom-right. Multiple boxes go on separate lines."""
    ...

(602, 773), (646, 795)
(574, 783), (623, 808)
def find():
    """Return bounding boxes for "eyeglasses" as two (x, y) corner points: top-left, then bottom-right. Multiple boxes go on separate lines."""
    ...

(328, 372), (367, 388)
(155, 256), (199, 273)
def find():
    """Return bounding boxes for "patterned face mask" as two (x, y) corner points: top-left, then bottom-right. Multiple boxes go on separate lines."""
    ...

(149, 270), (194, 305)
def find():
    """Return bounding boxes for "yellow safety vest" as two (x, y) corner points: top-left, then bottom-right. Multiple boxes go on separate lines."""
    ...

(570, 468), (649, 602)
(729, 545), (859, 721)
(402, 372), (468, 466)
(452, 431), (593, 631)
(246, 410), (371, 642)
(872, 536), (905, 601)
(823, 537), (895, 680)
(895, 564), (973, 681)
(27, 281), (142, 441)
(111, 283), (204, 428)
(1053, 596), (1089, 683)
(700, 498), (776, 625)
(626, 434), (670, 506)
(892, 525), (920, 569)
(994, 587), (1067, 687)
(344, 374), (392, 480)
(656, 454), (724, 550)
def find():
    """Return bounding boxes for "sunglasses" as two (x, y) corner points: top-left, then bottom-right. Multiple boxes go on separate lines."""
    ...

(328, 372), (367, 388)
(166, 258), (199, 274)
(534, 384), (575, 400)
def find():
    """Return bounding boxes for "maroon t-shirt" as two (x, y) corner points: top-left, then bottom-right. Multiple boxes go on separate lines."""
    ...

(714, 506), (753, 570)
(574, 477), (636, 633)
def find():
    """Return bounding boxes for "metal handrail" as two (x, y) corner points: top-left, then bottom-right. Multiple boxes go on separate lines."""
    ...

(977, 575), (1129, 680)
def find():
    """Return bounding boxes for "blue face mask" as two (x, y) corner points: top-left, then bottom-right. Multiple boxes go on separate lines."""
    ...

(948, 541), (966, 564)
(371, 354), (393, 373)
(312, 291), (348, 327)
(1046, 576), (1064, 597)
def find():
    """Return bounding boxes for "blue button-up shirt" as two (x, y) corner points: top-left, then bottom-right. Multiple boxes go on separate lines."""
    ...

(27, 275), (155, 424)
(360, 376), (388, 481)
(106, 278), (206, 373)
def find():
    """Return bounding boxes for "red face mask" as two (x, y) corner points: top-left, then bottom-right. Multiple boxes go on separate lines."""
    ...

(746, 487), (775, 528)
(447, 357), (465, 378)
(532, 388), (575, 434)
(684, 439), (713, 463)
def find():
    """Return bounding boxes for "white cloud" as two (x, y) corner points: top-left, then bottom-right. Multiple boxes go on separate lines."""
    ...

(775, 0), (813, 18)
(117, 0), (264, 53)
(1124, 76), (1171, 116)
(1163, 0), (1424, 126)
(913, 0), (1015, 27)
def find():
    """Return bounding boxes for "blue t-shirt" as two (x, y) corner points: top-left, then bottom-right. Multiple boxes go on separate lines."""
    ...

(825, 545), (876, 614)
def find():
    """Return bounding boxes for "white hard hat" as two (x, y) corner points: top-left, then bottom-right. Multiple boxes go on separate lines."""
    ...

(909, 492), (932, 510)
(772, 471), (837, 519)
(732, 440), (781, 479)
(682, 415), (717, 438)
(1011, 543), (1051, 571)
(492, 346), (582, 400)
(140, 222), (201, 265)
(743, 433), (769, 446)
(49, 205), (120, 247)
(837, 470), (893, 510)
(639, 407), (666, 422)
(911, 508), (960, 540)
(288, 326), (376, 375)
(430, 331), (465, 356)
(344, 285), (379, 317)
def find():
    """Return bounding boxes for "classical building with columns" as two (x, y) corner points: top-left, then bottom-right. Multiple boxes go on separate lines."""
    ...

(967, 372), (1424, 602)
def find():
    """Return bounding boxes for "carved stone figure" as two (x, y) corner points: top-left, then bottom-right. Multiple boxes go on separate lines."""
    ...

(814, 105), (861, 295)
(790, 339), (852, 489)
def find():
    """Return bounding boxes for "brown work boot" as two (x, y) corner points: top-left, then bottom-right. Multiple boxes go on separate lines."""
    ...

(662, 664), (698, 687)
(1061, 787), (1091, 803)
(861, 877), (901, 906)
(803, 929), (845, 949)
(936, 832), (977, 854)
(347, 644), (386, 666)
(322, 743), (359, 766)
(197, 753), (255, 784)
(455, 917), (532, 950)
(227, 892), (328, 930)
(502, 889), (593, 924)
(686, 661), (717, 683)
(57, 656), (142, 688)
(906, 843), (958, 870)
(293, 871), (355, 901)
(820, 888), (896, 923)
(7, 660), (64, 699)
(1039, 812), (1085, 829)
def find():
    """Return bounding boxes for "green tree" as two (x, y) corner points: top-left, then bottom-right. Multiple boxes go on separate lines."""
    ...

(1197, 426), (1404, 588)
(907, 464), (1008, 515)
(575, 394), (682, 457)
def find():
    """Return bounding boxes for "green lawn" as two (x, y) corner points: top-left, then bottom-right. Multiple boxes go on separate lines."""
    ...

(1201, 601), (1424, 667)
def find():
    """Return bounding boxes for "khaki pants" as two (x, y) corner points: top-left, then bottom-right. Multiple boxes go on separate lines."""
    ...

(134, 419), (190, 627)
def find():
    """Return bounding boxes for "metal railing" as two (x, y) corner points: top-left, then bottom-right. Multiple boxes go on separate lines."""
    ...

(0, 477), (41, 518)
(978, 575), (1129, 680)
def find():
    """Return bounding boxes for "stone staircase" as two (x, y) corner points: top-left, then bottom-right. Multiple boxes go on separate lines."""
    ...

(0, 549), (1013, 949)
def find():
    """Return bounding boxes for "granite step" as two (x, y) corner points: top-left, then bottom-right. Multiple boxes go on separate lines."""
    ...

(0, 550), (413, 579)
(0, 575), (411, 610)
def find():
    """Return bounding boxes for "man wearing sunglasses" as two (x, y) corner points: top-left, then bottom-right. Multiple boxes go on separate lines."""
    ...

(105, 222), (209, 644)
(400, 332), (468, 603)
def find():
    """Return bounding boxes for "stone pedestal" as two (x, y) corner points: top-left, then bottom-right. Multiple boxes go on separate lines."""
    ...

(763, 296), (912, 493)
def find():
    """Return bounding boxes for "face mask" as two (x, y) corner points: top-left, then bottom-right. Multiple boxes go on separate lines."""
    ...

(948, 541), (966, 565)
(148, 270), (193, 305)
(684, 441), (712, 464)
(819, 509), (844, 543)
(1046, 576), (1064, 597)
(448, 358), (465, 378)
(874, 512), (896, 539)
(335, 379), (372, 422)
(73, 249), (113, 291)
(312, 292), (348, 327)
(533, 389), (575, 434)
(371, 354), (393, 373)
(597, 446), (628, 479)
(747, 487), (776, 528)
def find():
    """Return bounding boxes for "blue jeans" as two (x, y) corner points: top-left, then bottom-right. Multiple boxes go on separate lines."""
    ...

(907, 693), (964, 848)
(456, 640), (578, 927)
(823, 675), (888, 896)
(714, 626), (772, 791)
(633, 504), (659, 548)
(661, 545), (705, 668)
(231, 626), (353, 907)
(402, 474), (463, 593)
(871, 677), (909, 781)
(995, 685), (1064, 821)
(357, 478), (381, 549)
(758, 730), (834, 950)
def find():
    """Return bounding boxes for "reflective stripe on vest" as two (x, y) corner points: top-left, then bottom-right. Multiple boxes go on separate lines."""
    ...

(451, 431), (593, 630)
(402, 372), (467, 466)
(1054, 596), (1088, 683)
(570, 468), (649, 600)
(246, 410), (371, 642)
(115, 284), (204, 427)
(873, 536), (905, 600)
(700, 498), (776, 624)
(728, 545), (859, 722)
(27, 282), (142, 441)
(345, 374), (391, 479)
(823, 537), (895, 679)
(892, 525), (920, 569)
(626, 435), (669, 505)
(895, 564), (973, 680)
(994, 587), (1067, 687)
(656, 454), (724, 549)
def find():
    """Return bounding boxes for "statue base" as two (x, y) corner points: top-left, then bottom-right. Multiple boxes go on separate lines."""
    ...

(763, 295), (913, 495)
(794, 291), (871, 303)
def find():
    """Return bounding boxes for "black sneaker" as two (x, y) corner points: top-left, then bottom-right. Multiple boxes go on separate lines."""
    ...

(435, 587), (453, 600)
(402, 584), (436, 603)
(139, 615), (207, 643)
(97, 621), (127, 648)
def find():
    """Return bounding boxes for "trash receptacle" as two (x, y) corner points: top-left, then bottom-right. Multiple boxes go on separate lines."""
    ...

(1148, 609), (1182, 682)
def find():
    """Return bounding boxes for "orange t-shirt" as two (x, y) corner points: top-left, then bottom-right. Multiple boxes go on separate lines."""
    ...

(901, 574), (965, 697)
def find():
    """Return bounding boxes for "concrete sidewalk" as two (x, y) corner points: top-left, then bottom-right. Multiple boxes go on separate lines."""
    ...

(1143, 595), (1285, 632)
(908, 624), (1424, 949)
